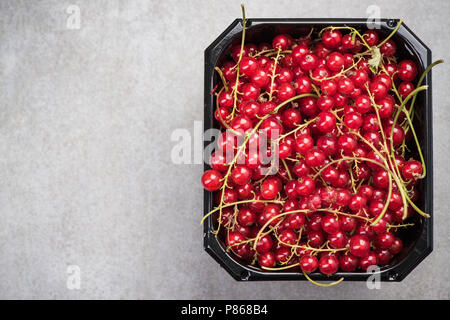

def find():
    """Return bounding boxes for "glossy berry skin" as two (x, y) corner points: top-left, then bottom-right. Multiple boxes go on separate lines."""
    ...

(368, 200), (384, 217)
(241, 83), (260, 101)
(398, 60), (418, 82)
(322, 29), (342, 49)
(350, 69), (369, 88)
(369, 81), (387, 100)
(319, 255), (339, 275)
(348, 194), (367, 212)
(286, 213), (305, 230)
(277, 83), (296, 101)
(299, 96), (318, 116)
(258, 251), (276, 268)
(377, 96), (395, 118)
(305, 148), (326, 167)
(231, 115), (252, 132)
(272, 34), (293, 50)
(401, 160), (423, 180)
(373, 73), (392, 90)
(296, 177), (316, 196)
(311, 66), (330, 84)
(388, 191), (403, 211)
(299, 53), (319, 71)
(373, 169), (390, 189)
(251, 68), (270, 87)
(380, 39), (396, 57)
(258, 203), (282, 226)
(256, 234), (273, 253)
(292, 44), (310, 64)
(317, 95), (335, 111)
(363, 30), (379, 46)
(275, 247), (291, 263)
(321, 79), (338, 96)
(307, 230), (325, 248)
(222, 61), (237, 81)
(299, 255), (319, 273)
(308, 213), (323, 231)
(237, 207), (257, 227)
(349, 235), (371, 257)
(201, 170), (223, 191)
(316, 111), (336, 133)
(321, 214), (340, 234)
(239, 56), (258, 77)
(226, 232), (245, 253)
(218, 90), (233, 108)
(281, 108), (302, 129)
(372, 219), (388, 234)
(375, 248), (392, 265)
(344, 112), (363, 129)
(293, 76), (313, 94)
(293, 159), (310, 177)
(210, 152), (228, 173)
(328, 231), (347, 249)
(375, 232), (395, 249)
(231, 165), (252, 186)
(338, 133), (357, 153)
(322, 166), (339, 184)
(354, 95), (372, 114)
(277, 67), (294, 83)
(335, 188), (351, 206)
(279, 229), (297, 247)
(317, 135), (338, 156)
(326, 52), (345, 71)
(342, 34), (362, 52)
(337, 77), (355, 95)
(398, 82), (415, 99)
(294, 134), (314, 154)
(240, 100), (260, 119)
(236, 182), (253, 199)
(340, 216), (356, 232)
(260, 116), (284, 139)
(389, 237), (403, 254)
(385, 62), (398, 79)
(261, 178), (280, 200)
(385, 124), (405, 146)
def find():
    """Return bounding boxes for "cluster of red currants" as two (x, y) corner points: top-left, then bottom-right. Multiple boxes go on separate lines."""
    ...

(201, 23), (430, 277)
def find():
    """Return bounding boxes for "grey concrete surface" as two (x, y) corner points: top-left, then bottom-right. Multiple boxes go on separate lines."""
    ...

(0, 0), (449, 299)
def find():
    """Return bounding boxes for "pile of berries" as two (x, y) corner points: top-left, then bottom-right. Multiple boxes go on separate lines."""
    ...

(201, 18), (435, 279)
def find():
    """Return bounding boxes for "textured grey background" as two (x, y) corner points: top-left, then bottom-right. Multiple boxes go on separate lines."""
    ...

(0, 0), (449, 299)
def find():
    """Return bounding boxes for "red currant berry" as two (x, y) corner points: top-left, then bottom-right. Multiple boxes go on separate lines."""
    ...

(201, 169), (223, 191)
(398, 59), (418, 81)
(319, 255), (339, 275)
(349, 234), (371, 257)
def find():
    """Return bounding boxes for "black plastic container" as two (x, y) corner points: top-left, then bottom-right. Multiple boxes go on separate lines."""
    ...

(203, 18), (432, 281)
